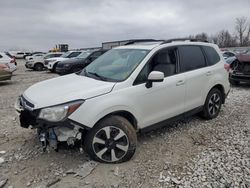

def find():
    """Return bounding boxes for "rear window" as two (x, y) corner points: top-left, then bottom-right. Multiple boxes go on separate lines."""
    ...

(203, 46), (220, 65)
(178, 46), (206, 72)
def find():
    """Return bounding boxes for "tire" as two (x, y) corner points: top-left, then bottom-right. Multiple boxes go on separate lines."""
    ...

(34, 63), (44, 71)
(200, 88), (222, 120)
(51, 63), (57, 73)
(84, 115), (137, 163)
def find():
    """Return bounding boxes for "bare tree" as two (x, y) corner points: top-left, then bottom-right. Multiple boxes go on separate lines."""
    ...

(235, 17), (249, 46)
(213, 30), (237, 48)
(195, 32), (209, 41)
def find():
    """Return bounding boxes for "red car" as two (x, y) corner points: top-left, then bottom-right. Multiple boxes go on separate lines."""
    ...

(229, 50), (250, 85)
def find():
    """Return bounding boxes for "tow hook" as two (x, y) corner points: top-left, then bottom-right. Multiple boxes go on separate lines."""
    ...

(39, 132), (47, 152)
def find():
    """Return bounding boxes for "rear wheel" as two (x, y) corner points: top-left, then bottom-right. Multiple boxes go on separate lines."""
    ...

(200, 88), (222, 120)
(34, 63), (44, 71)
(84, 116), (137, 163)
(51, 63), (58, 73)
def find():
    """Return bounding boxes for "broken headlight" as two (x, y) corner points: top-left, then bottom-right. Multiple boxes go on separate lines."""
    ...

(38, 100), (84, 122)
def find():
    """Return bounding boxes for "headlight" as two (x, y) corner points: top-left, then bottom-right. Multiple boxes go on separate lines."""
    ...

(38, 100), (84, 122)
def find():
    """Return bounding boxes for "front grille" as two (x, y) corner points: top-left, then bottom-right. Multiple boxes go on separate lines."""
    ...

(20, 110), (38, 128)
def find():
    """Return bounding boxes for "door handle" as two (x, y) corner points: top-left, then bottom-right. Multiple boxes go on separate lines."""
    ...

(206, 71), (212, 76)
(176, 80), (185, 86)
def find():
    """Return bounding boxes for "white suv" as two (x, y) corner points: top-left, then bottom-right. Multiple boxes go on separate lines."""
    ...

(15, 39), (230, 163)
(25, 52), (63, 71)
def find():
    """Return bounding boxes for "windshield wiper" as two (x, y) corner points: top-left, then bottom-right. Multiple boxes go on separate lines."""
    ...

(87, 71), (107, 81)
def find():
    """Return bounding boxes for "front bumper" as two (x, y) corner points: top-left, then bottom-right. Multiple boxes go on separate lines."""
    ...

(229, 72), (250, 83)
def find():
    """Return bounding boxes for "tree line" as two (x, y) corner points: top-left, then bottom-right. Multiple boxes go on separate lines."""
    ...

(190, 17), (250, 48)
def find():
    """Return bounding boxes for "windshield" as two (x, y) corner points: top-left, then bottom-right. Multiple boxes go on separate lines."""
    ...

(80, 49), (149, 82)
(77, 51), (92, 59)
(61, 51), (71, 58)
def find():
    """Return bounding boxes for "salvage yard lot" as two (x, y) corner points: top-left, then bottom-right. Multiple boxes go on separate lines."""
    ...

(0, 60), (250, 187)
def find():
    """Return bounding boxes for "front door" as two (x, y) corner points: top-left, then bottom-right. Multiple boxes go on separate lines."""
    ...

(131, 47), (186, 128)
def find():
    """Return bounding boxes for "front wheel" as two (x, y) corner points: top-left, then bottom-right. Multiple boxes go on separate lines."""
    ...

(34, 63), (44, 71)
(200, 88), (222, 120)
(84, 116), (137, 163)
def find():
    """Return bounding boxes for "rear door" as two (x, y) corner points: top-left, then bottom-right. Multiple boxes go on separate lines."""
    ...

(178, 45), (208, 112)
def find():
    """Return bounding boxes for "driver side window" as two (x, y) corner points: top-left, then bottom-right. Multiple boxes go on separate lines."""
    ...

(134, 48), (177, 85)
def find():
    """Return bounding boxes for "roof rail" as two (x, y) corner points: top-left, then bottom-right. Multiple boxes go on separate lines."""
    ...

(161, 38), (209, 44)
(124, 39), (164, 45)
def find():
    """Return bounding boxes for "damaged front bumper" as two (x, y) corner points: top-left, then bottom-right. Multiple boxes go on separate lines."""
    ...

(14, 96), (85, 151)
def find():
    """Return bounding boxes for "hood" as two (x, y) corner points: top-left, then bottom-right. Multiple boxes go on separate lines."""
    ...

(59, 58), (84, 64)
(23, 74), (115, 109)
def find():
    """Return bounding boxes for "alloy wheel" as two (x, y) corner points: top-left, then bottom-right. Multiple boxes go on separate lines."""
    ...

(92, 126), (129, 162)
(208, 93), (221, 116)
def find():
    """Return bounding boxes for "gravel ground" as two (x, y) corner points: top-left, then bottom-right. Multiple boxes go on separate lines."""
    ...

(0, 60), (249, 188)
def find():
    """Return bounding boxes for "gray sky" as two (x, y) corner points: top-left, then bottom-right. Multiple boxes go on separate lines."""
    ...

(0, 0), (249, 51)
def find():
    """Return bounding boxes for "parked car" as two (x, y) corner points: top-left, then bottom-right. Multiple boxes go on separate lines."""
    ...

(25, 52), (63, 71)
(15, 39), (230, 163)
(23, 52), (32, 59)
(0, 63), (12, 81)
(25, 52), (45, 60)
(229, 49), (250, 85)
(45, 51), (82, 72)
(56, 50), (107, 75)
(11, 51), (32, 59)
(0, 52), (17, 72)
(5, 52), (17, 65)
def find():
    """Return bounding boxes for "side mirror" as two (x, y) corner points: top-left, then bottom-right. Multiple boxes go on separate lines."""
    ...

(146, 71), (164, 88)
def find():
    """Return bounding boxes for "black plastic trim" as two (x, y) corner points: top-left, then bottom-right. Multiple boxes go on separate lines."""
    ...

(140, 106), (203, 133)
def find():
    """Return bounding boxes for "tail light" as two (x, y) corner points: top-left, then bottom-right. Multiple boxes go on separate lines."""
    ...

(224, 64), (231, 72)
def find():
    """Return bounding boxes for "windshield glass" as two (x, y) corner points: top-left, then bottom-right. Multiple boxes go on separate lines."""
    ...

(77, 51), (92, 59)
(61, 51), (71, 58)
(80, 49), (149, 82)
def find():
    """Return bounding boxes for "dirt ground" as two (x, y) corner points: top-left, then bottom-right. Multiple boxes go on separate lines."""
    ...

(0, 60), (249, 188)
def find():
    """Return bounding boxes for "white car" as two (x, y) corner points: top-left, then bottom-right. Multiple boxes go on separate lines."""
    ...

(45, 51), (82, 72)
(15, 39), (230, 163)
(0, 52), (17, 72)
(25, 52), (63, 71)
